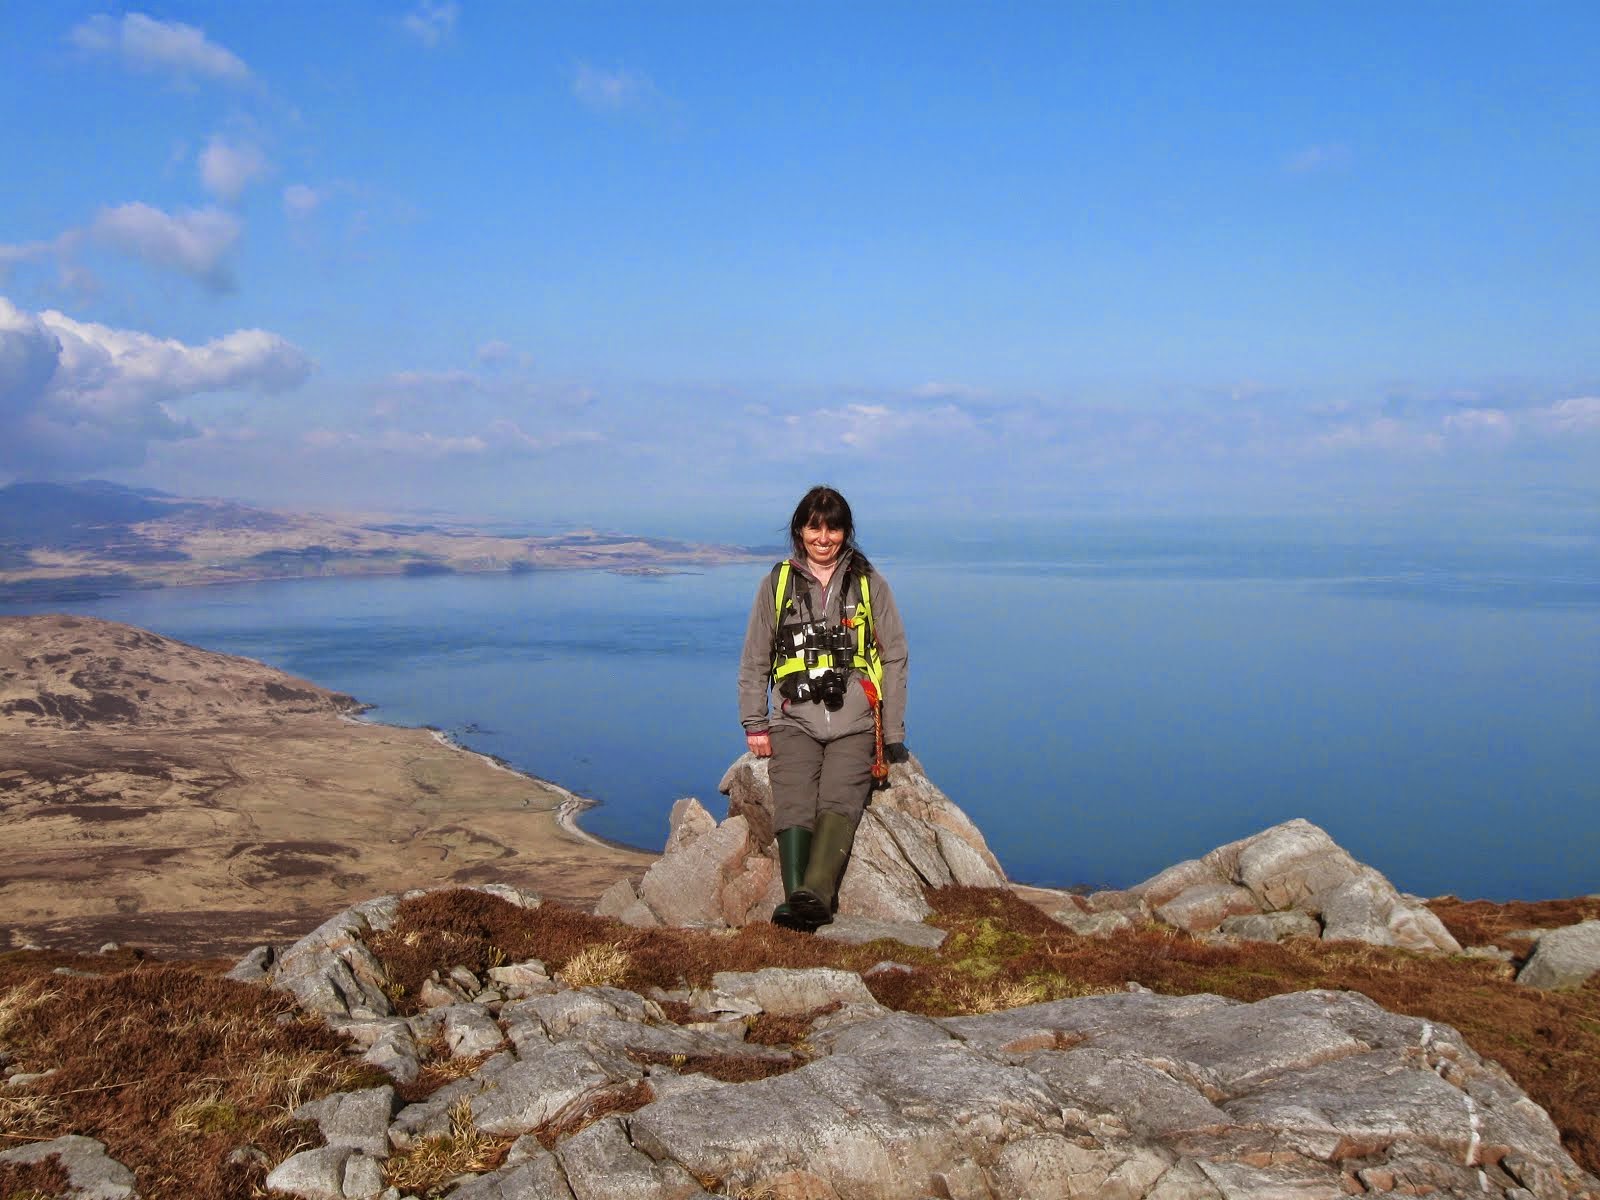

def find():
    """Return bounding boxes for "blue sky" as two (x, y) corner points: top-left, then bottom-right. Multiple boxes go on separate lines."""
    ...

(2, 2), (1597, 531)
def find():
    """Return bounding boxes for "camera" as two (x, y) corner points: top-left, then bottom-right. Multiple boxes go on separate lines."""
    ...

(776, 620), (856, 709)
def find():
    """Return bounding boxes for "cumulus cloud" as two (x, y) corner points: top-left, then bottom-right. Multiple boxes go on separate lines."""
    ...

(69, 13), (251, 86)
(403, 1), (459, 47)
(282, 184), (322, 218)
(91, 203), (241, 290)
(0, 296), (311, 474)
(573, 63), (654, 111)
(200, 136), (269, 201)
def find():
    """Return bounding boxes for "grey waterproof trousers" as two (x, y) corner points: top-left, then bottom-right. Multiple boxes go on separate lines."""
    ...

(768, 728), (876, 832)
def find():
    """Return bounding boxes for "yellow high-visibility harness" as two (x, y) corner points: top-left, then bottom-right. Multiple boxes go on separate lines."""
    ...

(769, 561), (889, 779)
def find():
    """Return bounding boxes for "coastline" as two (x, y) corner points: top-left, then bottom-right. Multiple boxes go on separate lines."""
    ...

(419, 725), (648, 854)
(1, 613), (657, 957)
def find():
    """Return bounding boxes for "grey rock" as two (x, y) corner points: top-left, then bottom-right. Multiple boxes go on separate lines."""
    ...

(1054, 906), (1136, 937)
(710, 967), (883, 1016)
(265, 1145), (353, 1199)
(593, 877), (640, 921)
(556, 1117), (711, 1200)
(1027, 1046), (1234, 1138)
(293, 1086), (395, 1157)
(609, 751), (1011, 930)
(573, 1015), (791, 1064)
(269, 907), (394, 1019)
(938, 991), (1236, 1059)
(469, 1043), (638, 1136)
(808, 1009), (956, 1057)
(664, 796), (717, 855)
(447, 1150), (577, 1200)
(1219, 910), (1323, 942)
(1517, 920), (1600, 989)
(635, 814), (756, 927)
(417, 977), (468, 1009)
(341, 1153), (387, 1199)
(988, 1135), (1173, 1200)
(511, 986), (660, 1039)
(0, 1134), (139, 1199)
(1313, 870), (1462, 952)
(488, 960), (550, 988)
(363, 1024), (422, 1085)
(629, 1043), (1063, 1198)
(1119, 819), (1462, 953)
(1154, 882), (1261, 933)
(227, 944), (275, 982)
(449, 965), (483, 992)
(442, 1003), (506, 1058)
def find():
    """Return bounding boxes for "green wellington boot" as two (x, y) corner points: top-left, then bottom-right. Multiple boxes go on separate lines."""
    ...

(770, 826), (815, 931)
(785, 811), (856, 929)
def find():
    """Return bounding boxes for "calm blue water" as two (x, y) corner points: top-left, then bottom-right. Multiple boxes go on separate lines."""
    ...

(7, 518), (1598, 901)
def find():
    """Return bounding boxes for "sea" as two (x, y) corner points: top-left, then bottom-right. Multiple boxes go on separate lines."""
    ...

(6, 513), (1598, 902)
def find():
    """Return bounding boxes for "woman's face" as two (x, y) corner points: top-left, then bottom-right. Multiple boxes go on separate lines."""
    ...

(802, 520), (845, 568)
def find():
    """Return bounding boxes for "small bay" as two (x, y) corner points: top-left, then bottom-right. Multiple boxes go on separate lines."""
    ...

(8, 516), (1597, 902)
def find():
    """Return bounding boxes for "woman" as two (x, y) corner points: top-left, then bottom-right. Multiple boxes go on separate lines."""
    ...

(738, 486), (909, 931)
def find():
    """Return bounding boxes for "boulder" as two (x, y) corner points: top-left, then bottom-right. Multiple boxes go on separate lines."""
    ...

(601, 751), (1004, 931)
(1090, 819), (1462, 952)
(1517, 920), (1600, 990)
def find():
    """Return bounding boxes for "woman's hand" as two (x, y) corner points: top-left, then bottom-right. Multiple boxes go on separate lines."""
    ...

(746, 731), (772, 758)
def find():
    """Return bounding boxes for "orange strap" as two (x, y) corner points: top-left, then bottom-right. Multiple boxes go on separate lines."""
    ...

(859, 678), (889, 781)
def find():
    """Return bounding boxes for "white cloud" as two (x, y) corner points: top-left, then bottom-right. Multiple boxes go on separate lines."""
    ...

(91, 203), (241, 290)
(69, 13), (251, 86)
(573, 63), (654, 111)
(1285, 143), (1353, 174)
(1538, 396), (1600, 433)
(403, 1), (459, 48)
(1315, 417), (1443, 454)
(0, 295), (311, 474)
(200, 136), (269, 201)
(1441, 408), (1514, 440)
(283, 184), (322, 218)
(778, 401), (977, 453)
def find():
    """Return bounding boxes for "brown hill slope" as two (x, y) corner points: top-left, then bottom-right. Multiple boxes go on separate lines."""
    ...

(0, 615), (653, 956)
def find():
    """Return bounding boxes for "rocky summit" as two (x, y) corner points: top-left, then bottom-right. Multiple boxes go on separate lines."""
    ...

(183, 884), (1597, 1200)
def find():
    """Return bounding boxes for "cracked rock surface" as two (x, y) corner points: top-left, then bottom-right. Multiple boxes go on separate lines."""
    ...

(248, 893), (1599, 1200)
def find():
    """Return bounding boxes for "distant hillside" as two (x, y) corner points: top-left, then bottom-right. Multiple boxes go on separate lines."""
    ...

(0, 481), (758, 601)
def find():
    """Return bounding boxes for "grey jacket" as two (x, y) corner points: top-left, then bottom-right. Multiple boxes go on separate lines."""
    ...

(738, 552), (908, 745)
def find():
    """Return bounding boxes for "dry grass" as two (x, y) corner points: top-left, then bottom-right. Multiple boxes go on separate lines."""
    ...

(0, 954), (383, 1200)
(626, 1047), (802, 1084)
(1429, 896), (1600, 953)
(383, 1098), (514, 1196)
(557, 942), (632, 989)
(530, 1079), (655, 1149)
(393, 1044), (497, 1105)
(0, 1157), (72, 1200)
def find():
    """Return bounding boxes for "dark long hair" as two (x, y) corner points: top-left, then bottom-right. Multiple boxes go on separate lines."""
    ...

(788, 485), (871, 571)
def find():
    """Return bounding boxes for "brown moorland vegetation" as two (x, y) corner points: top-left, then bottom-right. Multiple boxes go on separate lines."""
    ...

(0, 956), (383, 1199)
(1, 886), (1597, 1198)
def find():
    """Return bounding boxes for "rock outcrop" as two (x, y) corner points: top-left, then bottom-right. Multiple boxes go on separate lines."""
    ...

(1057, 818), (1464, 953)
(1516, 920), (1600, 990)
(244, 891), (1599, 1200)
(595, 751), (1007, 935)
